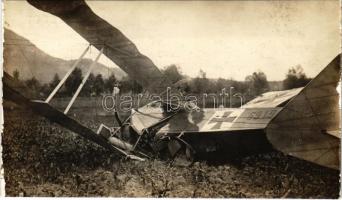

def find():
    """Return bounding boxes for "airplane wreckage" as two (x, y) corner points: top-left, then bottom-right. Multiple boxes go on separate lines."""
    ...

(3, 0), (341, 170)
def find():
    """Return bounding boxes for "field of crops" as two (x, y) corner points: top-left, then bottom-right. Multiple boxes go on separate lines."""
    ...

(2, 103), (339, 197)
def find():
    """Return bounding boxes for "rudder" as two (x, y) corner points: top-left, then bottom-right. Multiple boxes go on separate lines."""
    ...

(266, 54), (341, 170)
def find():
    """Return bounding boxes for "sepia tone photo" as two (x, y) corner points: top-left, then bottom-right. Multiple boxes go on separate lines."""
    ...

(1, 0), (341, 198)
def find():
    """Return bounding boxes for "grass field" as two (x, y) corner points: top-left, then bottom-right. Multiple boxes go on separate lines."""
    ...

(2, 100), (340, 197)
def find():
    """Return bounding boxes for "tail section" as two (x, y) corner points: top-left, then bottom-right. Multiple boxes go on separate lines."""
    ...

(266, 54), (341, 170)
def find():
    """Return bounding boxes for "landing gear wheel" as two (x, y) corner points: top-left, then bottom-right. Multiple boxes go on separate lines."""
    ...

(173, 146), (194, 167)
(168, 139), (194, 167)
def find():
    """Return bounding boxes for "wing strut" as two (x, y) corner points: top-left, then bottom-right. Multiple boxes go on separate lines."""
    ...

(45, 44), (90, 103)
(3, 72), (146, 161)
(43, 45), (104, 114)
(64, 47), (104, 114)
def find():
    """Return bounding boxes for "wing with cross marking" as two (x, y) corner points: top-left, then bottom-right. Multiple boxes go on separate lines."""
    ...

(131, 106), (282, 135)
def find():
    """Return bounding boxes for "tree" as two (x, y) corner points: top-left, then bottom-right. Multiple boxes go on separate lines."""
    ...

(25, 76), (41, 98)
(40, 83), (50, 97)
(212, 78), (247, 94)
(230, 79), (248, 95)
(81, 73), (95, 97)
(119, 76), (143, 94)
(245, 71), (269, 97)
(25, 76), (41, 91)
(283, 65), (311, 89)
(13, 69), (20, 80)
(49, 73), (60, 90)
(45, 73), (62, 97)
(190, 69), (210, 93)
(105, 73), (117, 94)
(162, 64), (184, 84)
(214, 78), (227, 93)
(94, 74), (105, 95)
(65, 67), (83, 96)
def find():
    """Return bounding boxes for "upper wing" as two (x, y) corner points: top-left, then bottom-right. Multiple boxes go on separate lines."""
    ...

(27, 0), (172, 95)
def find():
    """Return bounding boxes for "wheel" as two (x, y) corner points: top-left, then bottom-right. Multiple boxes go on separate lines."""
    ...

(168, 139), (194, 167)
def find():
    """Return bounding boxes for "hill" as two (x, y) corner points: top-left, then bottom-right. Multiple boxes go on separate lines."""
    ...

(4, 28), (126, 83)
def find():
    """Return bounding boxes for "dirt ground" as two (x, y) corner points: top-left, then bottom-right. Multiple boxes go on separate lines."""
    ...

(2, 108), (340, 198)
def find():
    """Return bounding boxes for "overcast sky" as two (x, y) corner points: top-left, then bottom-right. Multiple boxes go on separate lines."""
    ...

(4, 0), (340, 81)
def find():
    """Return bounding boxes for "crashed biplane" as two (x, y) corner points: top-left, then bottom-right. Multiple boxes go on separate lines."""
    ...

(3, 0), (341, 170)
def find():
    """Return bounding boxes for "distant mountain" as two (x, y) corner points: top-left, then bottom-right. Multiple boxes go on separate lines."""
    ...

(4, 28), (126, 83)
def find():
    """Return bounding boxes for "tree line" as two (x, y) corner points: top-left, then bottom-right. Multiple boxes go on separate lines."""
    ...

(12, 64), (311, 100)
(13, 67), (120, 98)
(161, 64), (311, 101)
